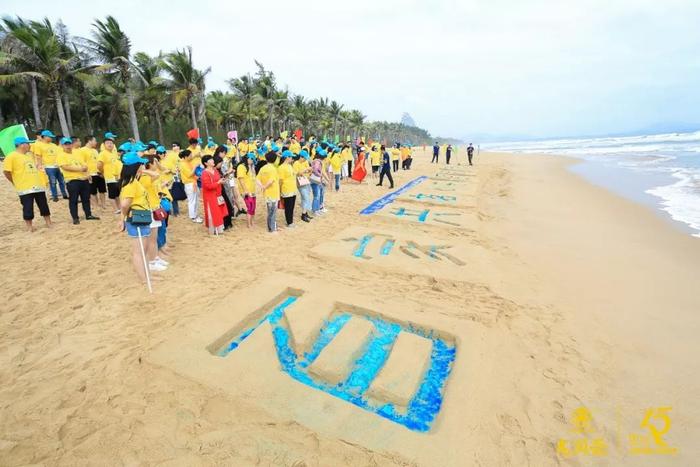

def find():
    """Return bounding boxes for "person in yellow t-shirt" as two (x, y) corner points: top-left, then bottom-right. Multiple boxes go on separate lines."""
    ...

(139, 157), (168, 267)
(289, 139), (301, 155)
(226, 138), (239, 162)
(33, 129), (67, 201)
(237, 153), (257, 228)
(257, 152), (280, 233)
(341, 145), (353, 178)
(117, 152), (161, 284)
(369, 145), (382, 179)
(57, 137), (99, 224)
(293, 150), (313, 222)
(3, 136), (52, 231)
(277, 151), (297, 228)
(187, 138), (203, 168)
(97, 138), (122, 211)
(79, 135), (105, 210)
(390, 144), (401, 172)
(329, 149), (343, 192)
(178, 149), (202, 223)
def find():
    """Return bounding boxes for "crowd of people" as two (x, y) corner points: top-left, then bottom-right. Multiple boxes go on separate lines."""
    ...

(3, 128), (423, 285)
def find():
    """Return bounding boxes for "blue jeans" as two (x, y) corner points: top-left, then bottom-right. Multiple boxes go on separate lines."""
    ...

(266, 200), (277, 232)
(299, 185), (312, 212)
(311, 183), (321, 212)
(157, 223), (167, 249)
(171, 199), (179, 216)
(319, 184), (325, 209)
(45, 167), (67, 199)
(334, 174), (340, 191)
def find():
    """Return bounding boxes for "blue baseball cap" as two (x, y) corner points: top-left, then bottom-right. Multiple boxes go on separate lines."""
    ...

(156, 145), (166, 154)
(118, 142), (132, 152)
(282, 150), (293, 159)
(60, 137), (73, 145)
(271, 144), (280, 152)
(122, 152), (148, 166)
(40, 130), (56, 138)
(147, 140), (159, 146)
(133, 142), (148, 152)
(316, 149), (328, 157)
(247, 152), (256, 160)
(299, 149), (310, 159)
(14, 136), (34, 146)
(104, 131), (117, 140)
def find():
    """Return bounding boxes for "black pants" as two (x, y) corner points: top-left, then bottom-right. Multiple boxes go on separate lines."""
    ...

(20, 192), (50, 220)
(431, 154), (438, 163)
(283, 195), (296, 225)
(392, 160), (399, 172)
(379, 166), (394, 187)
(468, 153), (473, 165)
(222, 188), (235, 229)
(67, 179), (92, 220)
(347, 160), (352, 175)
(446, 153), (451, 165)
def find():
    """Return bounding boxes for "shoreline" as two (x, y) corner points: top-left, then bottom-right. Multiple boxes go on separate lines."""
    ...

(0, 149), (697, 465)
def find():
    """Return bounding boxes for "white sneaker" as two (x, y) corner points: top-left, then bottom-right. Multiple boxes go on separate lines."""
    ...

(313, 211), (324, 216)
(192, 217), (203, 223)
(321, 208), (328, 213)
(149, 262), (167, 272)
(155, 257), (169, 266)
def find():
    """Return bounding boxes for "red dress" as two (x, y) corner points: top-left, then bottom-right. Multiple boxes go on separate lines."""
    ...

(201, 169), (229, 228)
(352, 152), (367, 182)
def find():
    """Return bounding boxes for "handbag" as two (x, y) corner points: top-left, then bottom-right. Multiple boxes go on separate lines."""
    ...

(310, 174), (322, 184)
(170, 181), (187, 201)
(128, 209), (152, 226)
(152, 207), (168, 221)
(297, 175), (310, 186)
(216, 195), (225, 206)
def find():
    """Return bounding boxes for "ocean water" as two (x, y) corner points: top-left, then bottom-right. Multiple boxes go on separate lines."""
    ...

(484, 131), (700, 238)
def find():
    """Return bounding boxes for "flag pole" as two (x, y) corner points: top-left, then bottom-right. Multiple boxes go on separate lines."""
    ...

(136, 226), (153, 293)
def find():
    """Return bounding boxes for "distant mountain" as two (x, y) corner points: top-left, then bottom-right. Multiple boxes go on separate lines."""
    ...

(401, 113), (417, 128)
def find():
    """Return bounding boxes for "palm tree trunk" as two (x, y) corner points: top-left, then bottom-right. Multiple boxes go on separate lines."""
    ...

(54, 89), (70, 136)
(63, 89), (74, 136)
(268, 105), (274, 136)
(155, 107), (164, 144)
(0, 103), (5, 128)
(125, 80), (140, 140)
(30, 78), (42, 128)
(81, 87), (93, 134)
(189, 99), (197, 131)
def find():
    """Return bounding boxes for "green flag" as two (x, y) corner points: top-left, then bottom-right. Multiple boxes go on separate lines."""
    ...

(334, 134), (340, 143)
(0, 124), (28, 157)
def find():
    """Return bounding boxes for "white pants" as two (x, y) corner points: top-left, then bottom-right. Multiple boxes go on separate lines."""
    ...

(184, 183), (199, 219)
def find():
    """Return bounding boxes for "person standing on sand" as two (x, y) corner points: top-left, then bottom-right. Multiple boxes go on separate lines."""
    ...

(58, 137), (100, 225)
(3, 136), (52, 231)
(432, 141), (439, 163)
(258, 151), (281, 233)
(467, 143), (475, 165)
(376, 145), (395, 189)
(446, 144), (453, 165)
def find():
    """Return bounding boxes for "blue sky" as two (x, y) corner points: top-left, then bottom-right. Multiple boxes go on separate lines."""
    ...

(5, 0), (700, 140)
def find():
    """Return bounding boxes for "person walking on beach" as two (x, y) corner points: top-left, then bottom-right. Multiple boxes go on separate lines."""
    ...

(376, 145), (394, 189)
(3, 136), (52, 231)
(81, 135), (105, 210)
(432, 142), (439, 163)
(446, 144), (453, 165)
(34, 129), (68, 201)
(467, 143), (475, 165)
(57, 137), (100, 224)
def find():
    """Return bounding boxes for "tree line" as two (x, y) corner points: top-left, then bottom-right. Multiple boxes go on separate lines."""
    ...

(0, 15), (438, 146)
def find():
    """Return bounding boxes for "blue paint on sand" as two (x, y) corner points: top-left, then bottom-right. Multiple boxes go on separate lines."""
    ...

(359, 176), (428, 215)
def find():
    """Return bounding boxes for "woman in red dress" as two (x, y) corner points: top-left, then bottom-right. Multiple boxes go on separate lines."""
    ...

(351, 149), (368, 182)
(200, 155), (229, 235)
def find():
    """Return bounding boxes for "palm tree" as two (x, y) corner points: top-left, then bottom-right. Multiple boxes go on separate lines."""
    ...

(349, 109), (366, 139)
(227, 73), (259, 136)
(0, 17), (81, 135)
(85, 16), (140, 139)
(133, 51), (168, 142)
(161, 46), (209, 132)
(328, 100), (344, 138)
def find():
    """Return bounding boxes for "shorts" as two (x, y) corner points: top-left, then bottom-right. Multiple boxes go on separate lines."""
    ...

(91, 175), (106, 194)
(125, 221), (151, 238)
(372, 165), (379, 173)
(107, 182), (121, 199)
(19, 192), (50, 220)
(149, 219), (162, 228)
(244, 195), (256, 215)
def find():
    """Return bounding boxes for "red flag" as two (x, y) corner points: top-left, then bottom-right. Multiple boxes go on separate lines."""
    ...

(186, 128), (200, 140)
(294, 128), (302, 140)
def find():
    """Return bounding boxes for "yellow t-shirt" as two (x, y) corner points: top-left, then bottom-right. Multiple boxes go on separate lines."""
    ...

(160, 152), (179, 185)
(290, 142), (301, 155)
(188, 145), (202, 167)
(120, 180), (150, 213)
(370, 149), (382, 166)
(238, 142), (248, 155)
(138, 174), (160, 208)
(2, 151), (45, 194)
(390, 148), (400, 161)
(236, 164), (256, 195)
(277, 163), (296, 196)
(400, 147), (409, 160)
(57, 150), (88, 182)
(35, 141), (60, 167)
(80, 147), (100, 175)
(342, 148), (353, 162)
(179, 159), (196, 184)
(227, 145), (238, 160)
(293, 159), (310, 176)
(98, 150), (122, 183)
(329, 153), (343, 174)
(257, 163), (280, 200)
(203, 146), (215, 156)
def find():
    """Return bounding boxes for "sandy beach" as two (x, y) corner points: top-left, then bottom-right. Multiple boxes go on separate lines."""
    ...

(1, 149), (698, 466)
